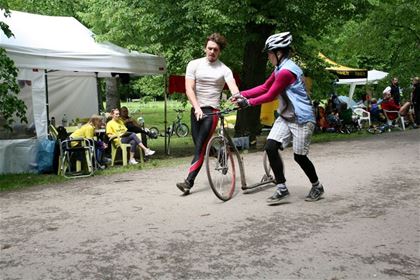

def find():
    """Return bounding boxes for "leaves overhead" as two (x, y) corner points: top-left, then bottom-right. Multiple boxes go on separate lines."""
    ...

(3, 0), (417, 132)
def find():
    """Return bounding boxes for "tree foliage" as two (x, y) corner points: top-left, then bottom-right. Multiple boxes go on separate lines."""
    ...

(319, 0), (419, 92)
(76, 0), (372, 137)
(7, 0), (417, 137)
(5, 0), (86, 18)
(0, 7), (27, 131)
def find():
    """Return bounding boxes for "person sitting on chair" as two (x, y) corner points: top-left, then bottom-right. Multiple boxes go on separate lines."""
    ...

(106, 108), (155, 165)
(70, 114), (109, 169)
(369, 98), (382, 123)
(381, 88), (416, 126)
(119, 106), (156, 148)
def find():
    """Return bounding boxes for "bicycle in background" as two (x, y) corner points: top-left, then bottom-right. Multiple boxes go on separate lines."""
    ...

(166, 109), (189, 138)
(204, 108), (277, 201)
(150, 109), (190, 155)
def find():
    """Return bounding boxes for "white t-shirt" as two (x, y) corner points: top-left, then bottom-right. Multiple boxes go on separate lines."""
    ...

(185, 57), (234, 109)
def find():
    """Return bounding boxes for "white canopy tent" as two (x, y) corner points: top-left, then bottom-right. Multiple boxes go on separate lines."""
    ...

(0, 10), (166, 174)
(335, 69), (389, 100)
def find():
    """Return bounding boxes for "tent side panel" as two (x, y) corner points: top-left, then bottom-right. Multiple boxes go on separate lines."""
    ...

(0, 139), (39, 174)
(48, 75), (99, 124)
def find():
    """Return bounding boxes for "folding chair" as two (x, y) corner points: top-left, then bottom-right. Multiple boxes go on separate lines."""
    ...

(58, 138), (95, 178)
(49, 124), (59, 140)
(382, 109), (405, 131)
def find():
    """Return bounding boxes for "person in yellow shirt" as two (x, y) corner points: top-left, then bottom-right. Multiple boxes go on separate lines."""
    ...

(70, 114), (109, 168)
(70, 115), (102, 139)
(106, 109), (155, 165)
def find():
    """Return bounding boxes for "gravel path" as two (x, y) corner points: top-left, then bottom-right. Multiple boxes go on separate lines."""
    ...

(1, 129), (419, 280)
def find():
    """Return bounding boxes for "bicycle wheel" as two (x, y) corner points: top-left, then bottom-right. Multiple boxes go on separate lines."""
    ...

(262, 150), (281, 181)
(149, 127), (159, 138)
(175, 123), (189, 137)
(205, 136), (236, 201)
(367, 127), (382, 134)
(263, 151), (271, 178)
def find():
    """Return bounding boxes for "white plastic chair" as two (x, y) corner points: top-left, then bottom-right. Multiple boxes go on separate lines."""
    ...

(382, 109), (405, 131)
(353, 108), (371, 128)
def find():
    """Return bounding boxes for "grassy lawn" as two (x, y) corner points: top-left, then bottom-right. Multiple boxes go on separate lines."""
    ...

(123, 100), (192, 133)
(0, 101), (376, 192)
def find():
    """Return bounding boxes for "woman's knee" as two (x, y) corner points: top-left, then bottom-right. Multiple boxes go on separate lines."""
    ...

(294, 153), (308, 164)
(265, 139), (279, 152)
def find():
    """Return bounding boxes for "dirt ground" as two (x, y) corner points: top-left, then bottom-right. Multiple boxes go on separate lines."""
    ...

(1, 129), (419, 280)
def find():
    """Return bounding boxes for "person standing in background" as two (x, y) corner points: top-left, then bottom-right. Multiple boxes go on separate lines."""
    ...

(411, 77), (420, 126)
(390, 77), (401, 105)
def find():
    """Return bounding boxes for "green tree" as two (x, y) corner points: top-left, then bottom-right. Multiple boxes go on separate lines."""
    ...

(7, 0), (374, 139)
(319, 0), (419, 94)
(0, 7), (27, 131)
(78, 0), (372, 140)
(5, 0), (86, 18)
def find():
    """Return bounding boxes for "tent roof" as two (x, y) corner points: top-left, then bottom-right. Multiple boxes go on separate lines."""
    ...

(336, 69), (389, 101)
(335, 69), (389, 85)
(0, 10), (166, 75)
(319, 53), (367, 79)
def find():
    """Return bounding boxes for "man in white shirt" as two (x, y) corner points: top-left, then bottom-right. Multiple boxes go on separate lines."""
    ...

(176, 33), (240, 195)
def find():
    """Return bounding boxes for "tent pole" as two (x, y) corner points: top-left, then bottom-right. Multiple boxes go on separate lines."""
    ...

(44, 70), (50, 132)
(349, 83), (356, 101)
(164, 73), (168, 155)
(95, 72), (102, 114)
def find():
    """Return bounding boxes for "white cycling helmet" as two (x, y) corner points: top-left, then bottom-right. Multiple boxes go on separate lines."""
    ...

(263, 32), (292, 52)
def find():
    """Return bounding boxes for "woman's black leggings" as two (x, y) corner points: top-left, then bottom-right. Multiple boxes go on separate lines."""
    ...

(265, 139), (318, 185)
(186, 107), (219, 186)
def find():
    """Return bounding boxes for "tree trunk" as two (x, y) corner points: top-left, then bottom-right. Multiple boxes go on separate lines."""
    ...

(105, 77), (120, 112)
(235, 23), (275, 145)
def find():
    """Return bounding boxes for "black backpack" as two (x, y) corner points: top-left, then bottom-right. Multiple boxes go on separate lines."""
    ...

(56, 126), (68, 142)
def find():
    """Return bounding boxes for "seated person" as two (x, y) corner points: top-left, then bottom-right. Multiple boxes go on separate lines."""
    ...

(381, 88), (416, 126)
(120, 106), (155, 147)
(316, 106), (329, 132)
(369, 98), (382, 123)
(338, 103), (353, 123)
(326, 109), (340, 130)
(106, 108), (155, 165)
(70, 114), (109, 169)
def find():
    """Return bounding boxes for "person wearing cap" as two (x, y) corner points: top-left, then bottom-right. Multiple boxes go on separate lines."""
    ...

(175, 33), (240, 195)
(231, 32), (324, 204)
(382, 87), (416, 127)
(381, 87), (400, 120)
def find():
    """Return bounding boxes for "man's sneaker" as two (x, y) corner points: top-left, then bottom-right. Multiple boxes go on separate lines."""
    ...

(266, 188), (289, 204)
(176, 180), (192, 195)
(129, 159), (138, 165)
(305, 185), (324, 202)
(145, 149), (155, 156)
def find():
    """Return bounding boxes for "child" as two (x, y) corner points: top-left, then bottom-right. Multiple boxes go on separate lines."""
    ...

(369, 98), (381, 123)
